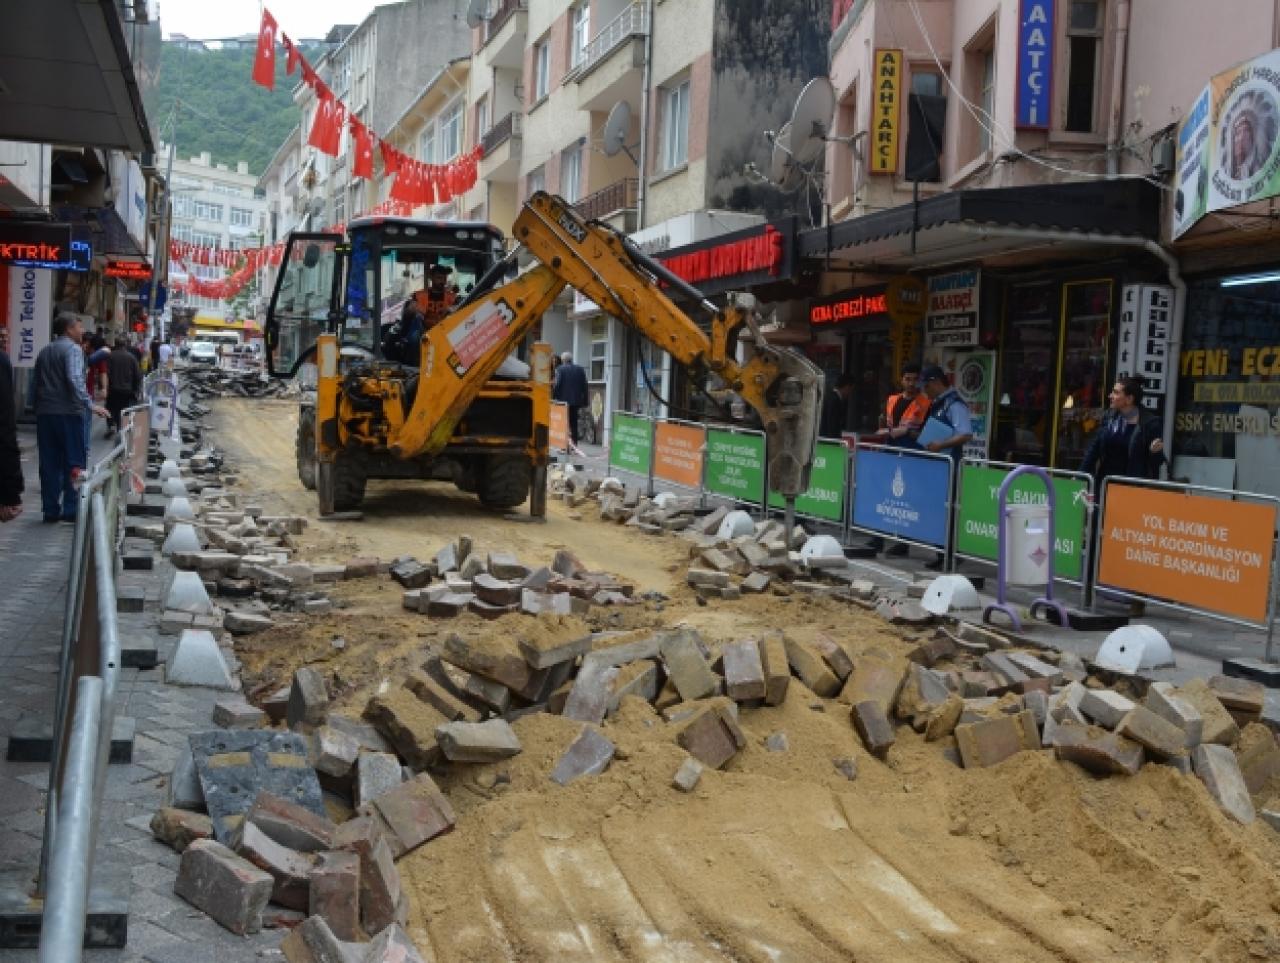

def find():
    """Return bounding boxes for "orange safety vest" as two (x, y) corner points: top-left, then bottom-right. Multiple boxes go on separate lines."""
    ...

(885, 391), (930, 432)
(413, 286), (458, 326)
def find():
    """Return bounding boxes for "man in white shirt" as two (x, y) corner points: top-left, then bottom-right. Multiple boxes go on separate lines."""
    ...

(158, 340), (174, 368)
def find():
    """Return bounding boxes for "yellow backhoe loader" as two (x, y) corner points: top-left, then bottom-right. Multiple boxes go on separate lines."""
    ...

(264, 193), (823, 529)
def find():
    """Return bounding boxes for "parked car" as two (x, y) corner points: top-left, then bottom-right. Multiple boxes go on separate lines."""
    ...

(188, 341), (218, 366)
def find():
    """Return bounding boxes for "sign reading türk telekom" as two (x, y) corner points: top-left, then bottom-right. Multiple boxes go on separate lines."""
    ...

(6, 266), (53, 369)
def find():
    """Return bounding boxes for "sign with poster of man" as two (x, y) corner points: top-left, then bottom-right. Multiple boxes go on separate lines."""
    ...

(1176, 47), (1280, 236)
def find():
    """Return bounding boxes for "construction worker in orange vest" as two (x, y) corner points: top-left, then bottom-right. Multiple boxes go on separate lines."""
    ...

(865, 360), (930, 556)
(413, 263), (459, 329)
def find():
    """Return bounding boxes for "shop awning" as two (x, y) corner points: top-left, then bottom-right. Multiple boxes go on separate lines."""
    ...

(800, 179), (1162, 271)
(0, 1), (154, 154)
(53, 203), (144, 258)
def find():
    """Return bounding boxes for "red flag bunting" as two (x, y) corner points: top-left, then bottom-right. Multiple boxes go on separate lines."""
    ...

(252, 9), (278, 89)
(352, 120), (374, 180)
(283, 34), (301, 75)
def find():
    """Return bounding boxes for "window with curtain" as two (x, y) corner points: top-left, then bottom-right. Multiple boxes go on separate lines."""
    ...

(659, 79), (690, 171)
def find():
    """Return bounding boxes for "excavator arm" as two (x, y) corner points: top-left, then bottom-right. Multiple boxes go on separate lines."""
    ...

(327, 192), (822, 503)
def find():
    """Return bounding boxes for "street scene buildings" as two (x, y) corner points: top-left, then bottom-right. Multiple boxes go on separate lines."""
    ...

(4, 1), (1280, 961)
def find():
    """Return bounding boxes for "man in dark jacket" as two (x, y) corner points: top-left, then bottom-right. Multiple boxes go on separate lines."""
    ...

(1081, 376), (1165, 483)
(0, 329), (23, 522)
(819, 374), (854, 439)
(105, 338), (144, 436)
(552, 351), (590, 456)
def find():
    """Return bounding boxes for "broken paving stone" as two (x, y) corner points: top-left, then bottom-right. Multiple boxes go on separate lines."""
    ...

(852, 702), (896, 757)
(608, 660), (660, 715)
(1078, 689), (1136, 730)
(1236, 723), (1280, 794)
(334, 817), (402, 934)
(363, 772), (456, 858)
(469, 598), (519, 620)
(1208, 675), (1266, 725)
(783, 636), (840, 698)
(245, 790), (335, 853)
(518, 630), (592, 670)
(722, 639), (767, 702)
(561, 660), (620, 725)
(1145, 682), (1204, 749)
(343, 557), (380, 580)
(308, 851), (361, 942)
(288, 667), (331, 731)
(954, 711), (1040, 769)
(229, 819), (316, 911)
(686, 568), (730, 589)
(839, 654), (909, 713)
(676, 700), (747, 770)
(672, 757), (704, 792)
(223, 610), (274, 636)
(364, 689), (447, 770)
(765, 731), (790, 753)
(758, 632), (791, 707)
(356, 752), (405, 808)
(487, 552), (530, 580)
(551, 726), (616, 786)
(1193, 743), (1255, 824)
(151, 807), (214, 853)
(310, 726), (361, 779)
(1049, 722), (1145, 776)
(1116, 705), (1187, 759)
(404, 672), (480, 723)
(1175, 679), (1240, 746)
(211, 699), (266, 729)
(280, 913), (360, 963)
(660, 627), (719, 701)
(812, 633), (855, 682)
(740, 571), (772, 594)
(364, 923), (428, 963)
(552, 549), (586, 579)
(435, 719), (522, 763)
(389, 559), (432, 589)
(426, 592), (474, 618)
(833, 757), (859, 781)
(924, 694), (964, 742)
(472, 573), (521, 607)
(174, 838), (275, 936)
(442, 632), (535, 693)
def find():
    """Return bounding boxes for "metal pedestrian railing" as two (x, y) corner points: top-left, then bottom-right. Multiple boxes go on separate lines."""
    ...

(31, 403), (153, 958)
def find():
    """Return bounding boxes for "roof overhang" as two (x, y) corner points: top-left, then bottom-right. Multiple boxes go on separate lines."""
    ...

(801, 179), (1163, 274)
(0, 0), (154, 154)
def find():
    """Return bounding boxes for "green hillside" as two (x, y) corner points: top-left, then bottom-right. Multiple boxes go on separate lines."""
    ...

(145, 44), (305, 176)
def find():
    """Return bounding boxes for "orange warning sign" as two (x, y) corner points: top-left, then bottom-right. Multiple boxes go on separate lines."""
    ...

(549, 402), (569, 452)
(653, 421), (705, 489)
(1098, 483), (1277, 623)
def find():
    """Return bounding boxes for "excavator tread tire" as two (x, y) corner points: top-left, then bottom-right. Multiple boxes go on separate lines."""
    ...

(479, 455), (531, 510)
(296, 406), (317, 490)
(331, 455), (367, 512)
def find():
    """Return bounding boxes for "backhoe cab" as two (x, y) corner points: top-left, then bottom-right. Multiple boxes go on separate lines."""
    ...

(265, 194), (823, 523)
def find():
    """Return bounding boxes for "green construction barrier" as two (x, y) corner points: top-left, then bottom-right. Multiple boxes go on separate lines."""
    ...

(704, 429), (766, 504)
(767, 440), (847, 523)
(955, 464), (1089, 580)
(609, 413), (652, 475)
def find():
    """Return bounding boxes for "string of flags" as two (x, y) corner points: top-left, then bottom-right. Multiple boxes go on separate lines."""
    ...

(252, 7), (483, 207)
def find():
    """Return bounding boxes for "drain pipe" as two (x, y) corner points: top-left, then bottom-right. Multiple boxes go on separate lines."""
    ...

(636, 0), (655, 229)
(1106, 0), (1132, 177)
(955, 223), (1185, 461)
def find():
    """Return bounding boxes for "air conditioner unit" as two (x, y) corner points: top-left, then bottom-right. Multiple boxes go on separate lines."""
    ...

(1152, 138), (1176, 178)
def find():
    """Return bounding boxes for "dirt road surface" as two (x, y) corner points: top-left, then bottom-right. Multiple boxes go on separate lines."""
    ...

(213, 399), (1280, 963)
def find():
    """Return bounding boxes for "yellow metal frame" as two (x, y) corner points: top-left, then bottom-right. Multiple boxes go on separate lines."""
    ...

(1049, 278), (1113, 467)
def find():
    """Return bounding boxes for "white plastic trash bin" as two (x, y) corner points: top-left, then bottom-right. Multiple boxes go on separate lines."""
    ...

(1005, 503), (1051, 586)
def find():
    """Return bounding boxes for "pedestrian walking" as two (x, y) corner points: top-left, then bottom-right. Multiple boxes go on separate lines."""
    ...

(552, 351), (589, 457)
(819, 374), (855, 439)
(1081, 376), (1165, 484)
(865, 361), (931, 556)
(0, 328), (23, 522)
(919, 364), (973, 570)
(33, 313), (108, 522)
(105, 338), (144, 437)
(149, 336), (161, 372)
(85, 333), (110, 448)
(158, 338), (174, 369)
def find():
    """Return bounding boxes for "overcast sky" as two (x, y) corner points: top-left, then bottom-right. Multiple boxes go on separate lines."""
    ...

(161, 0), (379, 40)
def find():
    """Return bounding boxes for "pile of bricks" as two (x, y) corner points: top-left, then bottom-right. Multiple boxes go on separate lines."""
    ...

(181, 366), (298, 400)
(397, 540), (639, 620)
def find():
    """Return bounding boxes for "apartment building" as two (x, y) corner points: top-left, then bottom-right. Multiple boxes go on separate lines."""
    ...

(162, 145), (268, 326)
(808, 0), (1280, 502)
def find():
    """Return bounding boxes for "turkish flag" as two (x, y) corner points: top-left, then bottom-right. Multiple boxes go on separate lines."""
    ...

(252, 10), (278, 89)
(283, 35), (301, 75)
(379, 141), (402, 176)
(308, 89), (344, 156)
(352, 120), (374, 179)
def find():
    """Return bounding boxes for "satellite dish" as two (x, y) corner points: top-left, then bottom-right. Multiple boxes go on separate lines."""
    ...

(465, 0), (488, 30)
(769, 121), (802, 189)
(789, 76), (835, 164)
(603, 100), (635, 162)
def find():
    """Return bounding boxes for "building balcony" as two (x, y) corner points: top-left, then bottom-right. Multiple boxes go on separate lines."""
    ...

(573, 178), (638, 232)
(479, 0), (527, 71)
(571, 2), (647, 112)
(479, 112), (523, 183)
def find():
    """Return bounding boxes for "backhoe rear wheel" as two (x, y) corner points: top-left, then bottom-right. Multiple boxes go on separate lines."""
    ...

(317, 454), (367, 515)
(296, 406), (317, 490)
(479, 455), (531, 511)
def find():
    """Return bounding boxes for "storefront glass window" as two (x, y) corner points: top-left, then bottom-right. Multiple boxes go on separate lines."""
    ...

(1054, 280), (1111, 467)
(996, 282), (1057, 464)
(1174, 275), (1280, 499)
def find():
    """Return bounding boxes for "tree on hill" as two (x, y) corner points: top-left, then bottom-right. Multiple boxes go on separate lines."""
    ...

(145, 44), (303, 176)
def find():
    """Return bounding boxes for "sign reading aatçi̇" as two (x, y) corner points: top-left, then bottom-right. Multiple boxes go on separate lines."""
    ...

(1098, 483), (1277, 623)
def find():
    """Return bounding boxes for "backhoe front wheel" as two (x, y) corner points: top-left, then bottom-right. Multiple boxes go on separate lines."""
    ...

(317, 454), (367, 515)
(479, 455), (532, 511)
(296, 407), (317, 490)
